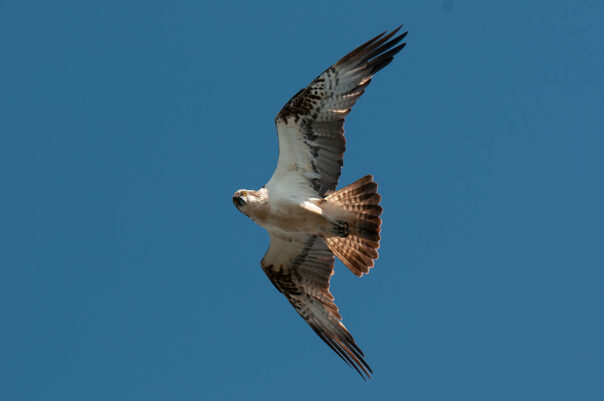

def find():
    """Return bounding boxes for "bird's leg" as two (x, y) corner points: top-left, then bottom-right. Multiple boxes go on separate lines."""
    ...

(332, 220), (350, 238)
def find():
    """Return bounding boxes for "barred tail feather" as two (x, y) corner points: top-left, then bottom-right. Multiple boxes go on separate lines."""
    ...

(325, 175), (382, 277)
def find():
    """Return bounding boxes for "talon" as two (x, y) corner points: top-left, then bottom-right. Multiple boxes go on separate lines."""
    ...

(334, 221), (350, 238)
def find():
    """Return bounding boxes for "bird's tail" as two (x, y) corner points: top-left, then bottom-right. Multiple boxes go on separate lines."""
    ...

(324, 175), (382, 277)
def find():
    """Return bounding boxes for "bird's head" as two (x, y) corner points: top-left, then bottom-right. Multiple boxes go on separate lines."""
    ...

(232, 188), (268, 217)
(232, 189), (251, 211)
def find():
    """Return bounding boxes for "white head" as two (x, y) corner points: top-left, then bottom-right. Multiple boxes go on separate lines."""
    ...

(232, 188), (268, 218)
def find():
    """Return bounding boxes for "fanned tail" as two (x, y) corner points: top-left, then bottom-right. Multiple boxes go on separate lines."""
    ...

(324, 175), (382, 277)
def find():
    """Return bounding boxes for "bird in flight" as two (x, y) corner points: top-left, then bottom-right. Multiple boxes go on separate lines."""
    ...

(232, 27), (407, 379)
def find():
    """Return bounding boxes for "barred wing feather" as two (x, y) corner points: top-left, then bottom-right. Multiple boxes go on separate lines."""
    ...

(261, 234), (373, 379)
(266, 27), (408, 197)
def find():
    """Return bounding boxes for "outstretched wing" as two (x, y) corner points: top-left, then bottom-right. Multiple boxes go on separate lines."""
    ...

(261, 233), (372, 379)
(266, 27), (408, 197)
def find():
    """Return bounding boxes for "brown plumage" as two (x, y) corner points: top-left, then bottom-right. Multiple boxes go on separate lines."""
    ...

(325, 175), (382, 276)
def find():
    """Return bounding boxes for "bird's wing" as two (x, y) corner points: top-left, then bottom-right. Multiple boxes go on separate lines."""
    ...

(261, 233), (372, 379)
(266, 27), (407, 198)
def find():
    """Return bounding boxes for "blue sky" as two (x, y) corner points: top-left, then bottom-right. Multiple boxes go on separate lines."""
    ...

(1, 1), (603, 400)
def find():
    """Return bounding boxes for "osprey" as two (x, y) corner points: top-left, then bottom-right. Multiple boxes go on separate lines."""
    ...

(233, 27), (407, 379)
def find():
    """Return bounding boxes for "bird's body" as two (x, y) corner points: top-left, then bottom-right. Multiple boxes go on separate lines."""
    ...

(232, 27), (407, 379)
(234, 188), (344, 236)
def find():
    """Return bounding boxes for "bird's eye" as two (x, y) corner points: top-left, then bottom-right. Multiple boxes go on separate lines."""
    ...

(241, 191), (247, 197)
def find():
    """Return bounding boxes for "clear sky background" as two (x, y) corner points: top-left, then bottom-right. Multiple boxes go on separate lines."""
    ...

(1, 1), (603, 400)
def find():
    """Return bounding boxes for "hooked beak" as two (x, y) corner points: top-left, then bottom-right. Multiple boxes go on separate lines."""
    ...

(232, 195), (246, 208)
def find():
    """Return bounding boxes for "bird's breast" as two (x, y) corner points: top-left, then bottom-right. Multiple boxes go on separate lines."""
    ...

(252, 198), (331, 235)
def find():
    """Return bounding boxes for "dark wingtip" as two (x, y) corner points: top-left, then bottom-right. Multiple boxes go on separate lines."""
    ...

(336, 26), (408, 71)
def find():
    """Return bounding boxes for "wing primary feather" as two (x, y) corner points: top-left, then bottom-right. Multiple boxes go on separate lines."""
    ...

(336, 30), (389, 65)
(366, 43), (407, 74)
(362, 30), (407, 62)
(313, 326), (370, 380)
(337, 26), (404, 67)
(313, 327), (356, 369)
(353, 28), (402, 62)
